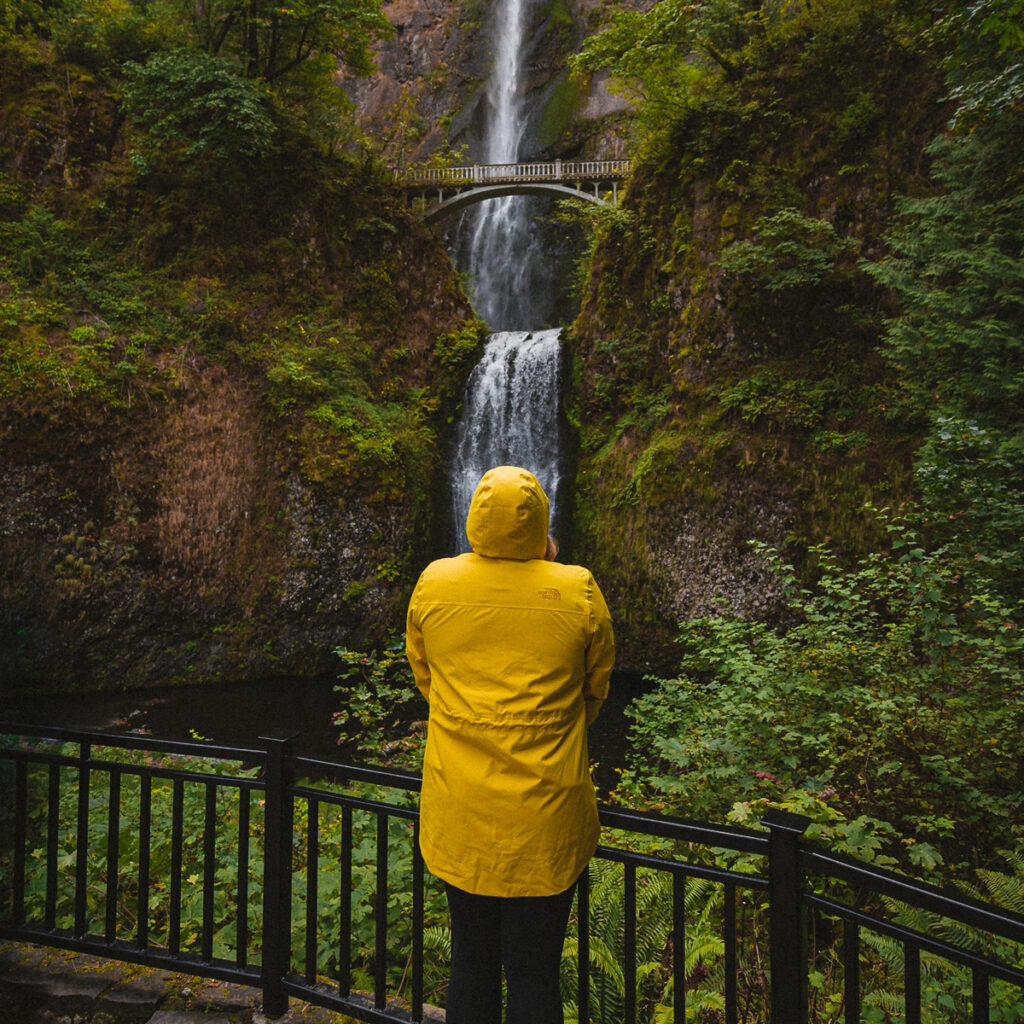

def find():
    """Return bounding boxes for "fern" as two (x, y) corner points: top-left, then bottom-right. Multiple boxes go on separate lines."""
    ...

(561, 859), (731, 1023)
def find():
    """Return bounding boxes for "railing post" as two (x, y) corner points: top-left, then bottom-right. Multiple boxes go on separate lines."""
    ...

(261, 730), (298, 1019)
(762, 809), (811, 1024)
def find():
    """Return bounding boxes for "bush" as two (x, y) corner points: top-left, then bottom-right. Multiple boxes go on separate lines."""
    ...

(617, 508), (1024, 873)
(124, 51), (279, 170)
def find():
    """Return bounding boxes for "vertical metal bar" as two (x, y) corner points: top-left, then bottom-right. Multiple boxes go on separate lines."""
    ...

(169, 778), (184, 955)
(339, 805), (353, 997)
(74, 743), (91, 937)
(905, 944), (921, 1024)
(237, 786), (250, 968)
(673, 871), (685, 1024)
(844, 918), (859, 1024)
(13, 759), (26, 925)
(624, 863), (637, 1024)
(762, 809), (811, 1024)
(578, 865), (590, 1024)
(45, 763), (59, 930)
(306, 798), (319, 984)
(725, 883), (737, 1024)
(202, 782), (216, 961)
(412, 821), (424, 1022)
(972, 968), (989, 1024)
(137, 773), (151, 950)
(105, 768), (121, 942)
(260, 731), (297, 1020)
(375, 813), (389, 1010)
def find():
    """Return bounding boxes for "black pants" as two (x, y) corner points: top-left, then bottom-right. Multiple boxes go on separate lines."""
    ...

(444, 878), (578, 1024)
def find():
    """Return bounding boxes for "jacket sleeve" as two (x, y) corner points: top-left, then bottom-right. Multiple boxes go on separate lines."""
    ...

(583, 574), (615, 726)
(405, 575), (432, 702)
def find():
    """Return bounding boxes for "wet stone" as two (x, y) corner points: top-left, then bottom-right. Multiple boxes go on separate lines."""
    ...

(191, 979), (256, 1013)
(147, 1013), (233, 1024)
(97, 969), (172, 1017)
(36, 966), (124, 1012)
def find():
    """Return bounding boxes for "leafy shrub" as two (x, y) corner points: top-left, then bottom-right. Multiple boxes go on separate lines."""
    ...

(52, 0), (173, 68)
(124, 51), (279, 169)
(618, 508), (1024, 873)
(716, 208), (861, 292)
(333, 639), (427, 770)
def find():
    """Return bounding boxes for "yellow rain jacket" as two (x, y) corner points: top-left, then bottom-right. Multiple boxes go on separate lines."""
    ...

(406, 466), (615, 897)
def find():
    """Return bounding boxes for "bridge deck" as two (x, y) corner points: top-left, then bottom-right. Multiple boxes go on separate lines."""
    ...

(400, 159), (630, 188)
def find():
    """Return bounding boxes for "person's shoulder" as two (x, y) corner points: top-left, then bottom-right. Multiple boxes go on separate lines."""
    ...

(542, 560), (597, 589)
(417, 553), (476, 583)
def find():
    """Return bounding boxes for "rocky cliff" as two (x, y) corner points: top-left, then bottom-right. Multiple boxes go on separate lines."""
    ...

(345, 0), (643, 163)
(0, 36), (481, 692)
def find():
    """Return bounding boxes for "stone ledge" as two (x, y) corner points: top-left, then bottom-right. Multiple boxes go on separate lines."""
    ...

(0, 942), (446, 1023)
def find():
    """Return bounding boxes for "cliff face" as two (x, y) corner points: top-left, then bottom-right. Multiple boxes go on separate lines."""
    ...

(346, 0), (642, 163)
(0, 37), (480, 692)
(566, 9), (947, 670)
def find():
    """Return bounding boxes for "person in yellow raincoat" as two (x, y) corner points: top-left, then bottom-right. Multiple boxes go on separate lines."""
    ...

(406, 465), (615, 1024)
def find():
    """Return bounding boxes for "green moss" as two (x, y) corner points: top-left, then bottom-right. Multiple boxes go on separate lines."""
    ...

(537, 73), (580, 150)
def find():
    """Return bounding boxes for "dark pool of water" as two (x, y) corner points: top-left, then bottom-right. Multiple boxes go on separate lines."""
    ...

(3, 671), (649, 796)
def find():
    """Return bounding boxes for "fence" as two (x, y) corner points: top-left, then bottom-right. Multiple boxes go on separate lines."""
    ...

(2, 723), (1023, 1023)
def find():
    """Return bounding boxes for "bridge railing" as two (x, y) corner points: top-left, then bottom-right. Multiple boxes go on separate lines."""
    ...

(2, 723), (1024, 1023)
(400, 159), (631, 187)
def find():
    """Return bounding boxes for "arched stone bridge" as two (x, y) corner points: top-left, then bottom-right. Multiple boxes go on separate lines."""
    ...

(399, 160), (630, 223)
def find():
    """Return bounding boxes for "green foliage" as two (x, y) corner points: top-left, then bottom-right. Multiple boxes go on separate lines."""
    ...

(717, 369), (830, 431)
(124, 51), (279, 168)
(862, 0), (1024, 599)
(848, 848), (1024, 1023)
(2, 742), (262, 953)
(559, 858), (733, 1024)
(333, 638), (427, 771)
(260, 325), (438, 492)
(570, 0), (775, 121)
(184, 0), (391, 82)
(717, 208), (861, 292)
(538, 73), (580, 149)
(51, 0), (176, 67)
(433, 322), (485, 372)
(619, 508), (1024, 872)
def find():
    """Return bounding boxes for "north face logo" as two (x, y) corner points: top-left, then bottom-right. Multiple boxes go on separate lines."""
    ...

(537, 588), (561, 600)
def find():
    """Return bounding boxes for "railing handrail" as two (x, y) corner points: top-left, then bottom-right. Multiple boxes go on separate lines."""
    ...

(3, 721), (1023, 1023)
(398, 159), (632, 186)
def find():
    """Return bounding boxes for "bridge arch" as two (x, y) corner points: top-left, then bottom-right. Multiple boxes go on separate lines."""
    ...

(421, 182), (615, 223)
(399, 160), (630, 224)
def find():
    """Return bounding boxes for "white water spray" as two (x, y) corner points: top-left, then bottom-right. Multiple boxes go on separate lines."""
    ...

(450, 330), (565, 551)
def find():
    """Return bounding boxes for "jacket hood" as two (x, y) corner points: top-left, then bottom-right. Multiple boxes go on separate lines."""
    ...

(466, 466), (549, 560)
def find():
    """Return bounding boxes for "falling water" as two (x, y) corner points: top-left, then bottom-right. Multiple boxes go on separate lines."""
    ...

(448, 0), (567, 550)
(462, 0), (539, 329)
(450, 330), (566, 551)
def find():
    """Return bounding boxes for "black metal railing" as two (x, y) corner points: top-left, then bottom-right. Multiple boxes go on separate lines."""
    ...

(2, 723), (1023, 1023)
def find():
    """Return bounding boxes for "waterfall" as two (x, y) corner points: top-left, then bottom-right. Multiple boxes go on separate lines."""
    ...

(463, 0), (537, 330)
(450, 330), (566, 552)
(447, 0), (566, 551)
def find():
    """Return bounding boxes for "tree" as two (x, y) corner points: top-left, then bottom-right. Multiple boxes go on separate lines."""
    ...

(569, 0), (790, 118)
(864, 0), (1024, 589)
(187, 0), (391, 81)
(124, 50), (278, 166)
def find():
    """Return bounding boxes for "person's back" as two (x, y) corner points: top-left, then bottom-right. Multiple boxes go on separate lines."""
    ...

(406, 465), (614, 1024)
